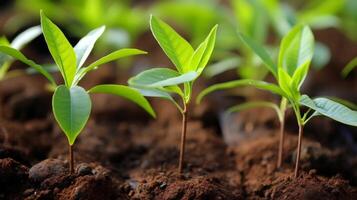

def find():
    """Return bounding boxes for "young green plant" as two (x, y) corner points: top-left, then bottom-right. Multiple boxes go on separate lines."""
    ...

(0, 11), (155, 174)
(0, 26), (42, 80)
(199, 24), (357, 178)
(128, 15), (217, 174)
(198, 28), (291, 169)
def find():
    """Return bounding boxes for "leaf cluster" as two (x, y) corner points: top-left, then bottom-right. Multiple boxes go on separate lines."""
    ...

(199, 24), (357, 127)
(0, 11), (155, 145)
(129, 16), (217, 113)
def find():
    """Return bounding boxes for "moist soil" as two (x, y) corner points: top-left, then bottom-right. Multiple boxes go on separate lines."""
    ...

(0, 28), (356, 199)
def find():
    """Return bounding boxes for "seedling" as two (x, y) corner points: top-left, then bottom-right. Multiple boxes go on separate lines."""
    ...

(0, 26), (42, 80)
(198, 28), (290, 169)
(129, 15), (217, 174)
(0, 11), (155, 174)
(199, 24), (357, 178)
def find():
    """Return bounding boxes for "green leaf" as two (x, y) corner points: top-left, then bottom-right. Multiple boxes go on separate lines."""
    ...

(74, 26), (105, 69)
(300, 95), (357, 126)
(41, 11), (77, 87)
(75, 48), (146, 84)
(0, 46), (56, 86)
(0, 37), (10, 46)
(291, 61), (310, 90)
(162, 85), (184, 96)
(82, 48), (146, 74)
(342, 56), (357, 78)
(132, 86), (183, 113)
(278, 25), (314, 76)
(52, 85), (92, 145)
(11, 25), (42, 50)
(150, 15), (193, 73)
(238, 32), (277, 78)
(326, 96), (357, 110)
(133, 86), (174, 101)
(278, 67), (297, 100)
(188, 25), (218, 74)
(128, 68), (197, 88)
(197, 79), (287, 103)
(0, 37), (10, 69)
(184, 82), (193, 103)
(89, 84), (156, 118)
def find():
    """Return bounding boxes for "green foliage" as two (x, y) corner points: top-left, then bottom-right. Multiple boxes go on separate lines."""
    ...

(199, 24), (357, 127)
(89, 85), (156, 118)
(0, 46), (56, 85)
(53, 85), (91, 145)
(129, 16), (217, 112)
(295, 0), (345, 29)
(41, 11), (77, 87)
(300, 95), (357, 126)
(0, 26), (42, 80)
(261, 0), (340, 70)
(74, 48), (146, 85)
(340, 0), (357, 41)
(237, 33), (277, 78)
(197, 79), (285, 103)
(205, 0), (273, 79)
(0, 11), (155, 146)
(150, 16), (194, 74)
(74, 26), (105, 69)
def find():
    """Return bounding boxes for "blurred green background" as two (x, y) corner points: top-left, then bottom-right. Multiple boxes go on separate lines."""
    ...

(0, 0), (356, 80)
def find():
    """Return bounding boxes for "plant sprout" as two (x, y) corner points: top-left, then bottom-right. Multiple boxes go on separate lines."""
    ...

(198, 24), (357, 178)
(0, 26), (42, 80)
(128, 15), (217, 174)
(0, 11), (156, 174)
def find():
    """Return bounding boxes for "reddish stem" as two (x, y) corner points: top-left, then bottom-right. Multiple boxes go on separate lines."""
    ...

(294, 124), (304, 178)
(277, 119), (285, 168)
(69, 144), (74, 174)
(178, 104), (188, 174)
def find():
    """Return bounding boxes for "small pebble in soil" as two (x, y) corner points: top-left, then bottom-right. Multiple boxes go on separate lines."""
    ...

(128, 179), (139, 189)
(76, 163), (93, 176)
(29, 158), (67, 182)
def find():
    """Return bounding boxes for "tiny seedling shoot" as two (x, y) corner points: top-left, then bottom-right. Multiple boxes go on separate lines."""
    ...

(198, 28), (292, 169)
(129, 15), (217, 174)
(0, 11), (156, 174)
(198, 24), (357, 178)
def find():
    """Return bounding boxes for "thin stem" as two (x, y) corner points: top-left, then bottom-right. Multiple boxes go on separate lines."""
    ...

(277, 117), (285, 168)
(277, 98), (287, 169)
(69, 144), (74, 174)
(294, 123), (304, 178)
(178, 103), (188, 174)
